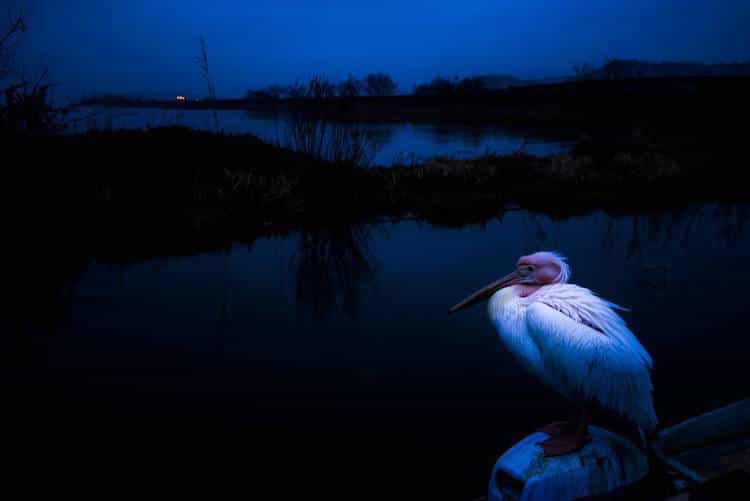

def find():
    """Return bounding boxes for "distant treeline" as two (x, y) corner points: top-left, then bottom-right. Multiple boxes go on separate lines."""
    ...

(573, 59), (750, 81)
(71, 74), (750, 132)
(77, 60), (750, 110)
(247, 73), (398, 100)
(217, 59), (750, 102)
(247, 73), (525, 100)
(79, 94), (169, 107)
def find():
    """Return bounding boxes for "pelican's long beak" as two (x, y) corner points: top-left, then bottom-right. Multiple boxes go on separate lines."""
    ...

(448, 271), (521, 314)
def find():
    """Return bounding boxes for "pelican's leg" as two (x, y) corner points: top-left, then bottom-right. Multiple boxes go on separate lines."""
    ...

(537, 407), (592, 457)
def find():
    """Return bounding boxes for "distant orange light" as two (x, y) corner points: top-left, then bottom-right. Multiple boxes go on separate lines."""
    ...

(176, 95), (186, 101)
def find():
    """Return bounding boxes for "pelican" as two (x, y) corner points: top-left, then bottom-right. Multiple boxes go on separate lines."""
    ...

(449, 251), (656, 456)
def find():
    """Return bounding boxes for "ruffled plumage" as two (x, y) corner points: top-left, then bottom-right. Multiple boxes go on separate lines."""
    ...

(488, 257), (657, 433)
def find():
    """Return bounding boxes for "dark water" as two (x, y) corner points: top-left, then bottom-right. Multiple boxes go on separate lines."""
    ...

(6, 205), (750, 498)
(72, 107), (571, 164)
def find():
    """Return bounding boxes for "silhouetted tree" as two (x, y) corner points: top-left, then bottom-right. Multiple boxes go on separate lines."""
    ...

(284, 80), (307, 98)
(1, 7), (63, 135)
(307, 75), (336, 99)
(455, 76), (485, 95)
(246, 84), (284, 101)
(572, 62), (594, 80)
(263, 84), (284, 99)
(2, 72), (58, 134)
(337, 74), (363, 97)
(414, 76), (455, 96)
(364, 72), (397, 96)
(414, 76), (486, 95)
(602, 58), (629, 80)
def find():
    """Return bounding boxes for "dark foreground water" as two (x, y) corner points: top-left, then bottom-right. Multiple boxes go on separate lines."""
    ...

(6, 205), (749, 498)
(71, 107), (572, 164)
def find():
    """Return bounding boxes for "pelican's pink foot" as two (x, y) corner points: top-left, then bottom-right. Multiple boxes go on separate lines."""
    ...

(536, 429), (591, 457)
(537, 421), (573, 437)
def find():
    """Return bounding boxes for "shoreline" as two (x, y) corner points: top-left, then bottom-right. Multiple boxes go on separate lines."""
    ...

(10, 125), (749, 228)
(78, 75), (750, 130)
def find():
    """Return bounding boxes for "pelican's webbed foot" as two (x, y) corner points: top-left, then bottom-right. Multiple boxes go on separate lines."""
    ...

(537, 421), (574, 437)
(537, 428), (592, 457)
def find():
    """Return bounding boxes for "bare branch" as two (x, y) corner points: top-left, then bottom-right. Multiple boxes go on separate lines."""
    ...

(0, 5), (27, 79)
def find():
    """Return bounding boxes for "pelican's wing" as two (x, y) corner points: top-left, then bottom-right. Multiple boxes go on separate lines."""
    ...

(525, 297), (657, 432)
(534, 284), (652, 368)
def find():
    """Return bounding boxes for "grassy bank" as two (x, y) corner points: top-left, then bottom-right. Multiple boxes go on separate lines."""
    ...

(5, 123), (746, 289)
(10, 124), (747, 221)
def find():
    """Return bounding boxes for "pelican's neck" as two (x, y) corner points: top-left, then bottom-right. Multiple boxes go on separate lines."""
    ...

(488, 286), (525, 326)
(487, 285), (548, 383)
(517, 284), (542, 297)
(488, 284), (552, 332)
(488, 285), (544, 314)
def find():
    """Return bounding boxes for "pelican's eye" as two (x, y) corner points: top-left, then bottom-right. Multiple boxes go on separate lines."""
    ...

(519, 265), (535, 276)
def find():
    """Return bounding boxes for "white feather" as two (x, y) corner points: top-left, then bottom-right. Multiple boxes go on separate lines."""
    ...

(534, 251), (572, 284)
(488, 282), (657, 433)
(532, 284), (652, 369)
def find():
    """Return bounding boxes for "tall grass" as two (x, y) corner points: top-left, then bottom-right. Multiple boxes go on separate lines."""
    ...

(196, 36), (220, 132)
(281, 111), (375, 167)
(1, 70), (65, 135)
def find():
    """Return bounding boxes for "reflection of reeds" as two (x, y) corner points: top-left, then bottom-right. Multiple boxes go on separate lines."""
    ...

(11, 194), (750, 337)
(513, 204), (748, 269)
(292, 224), (379, 320)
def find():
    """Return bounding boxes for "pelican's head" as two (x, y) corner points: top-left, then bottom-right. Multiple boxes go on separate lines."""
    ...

(448, 251), (570, 314)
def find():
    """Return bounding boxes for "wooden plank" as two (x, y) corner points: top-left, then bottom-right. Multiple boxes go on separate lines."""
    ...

(658, 399), (750, 455)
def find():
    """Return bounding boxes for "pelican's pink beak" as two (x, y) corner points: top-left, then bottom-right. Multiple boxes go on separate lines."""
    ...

(448, 270), (522, 314)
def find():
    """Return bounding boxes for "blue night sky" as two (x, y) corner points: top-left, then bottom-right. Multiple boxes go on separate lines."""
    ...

(14, 0), (750, 100)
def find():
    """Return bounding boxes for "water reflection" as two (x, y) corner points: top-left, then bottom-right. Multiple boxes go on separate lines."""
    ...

(71, 107), (571, 163)
(9, 203), (750, 500)
(362, 125), (396, 153)
(291, 224), (380, 320)
(424, 123), (551, 152)
(285, 204), (748, 319)
(514, 205), (749, 262)
(15, 203), (750, 333)
(432, 205), (750, 302)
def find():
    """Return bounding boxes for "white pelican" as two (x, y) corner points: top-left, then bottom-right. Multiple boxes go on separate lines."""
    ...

(449, 251), (656, 456)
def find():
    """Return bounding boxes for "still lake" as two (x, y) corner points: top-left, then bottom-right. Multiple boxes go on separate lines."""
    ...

(72, 107), (572, 164)
(8, 204), (749, 498)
